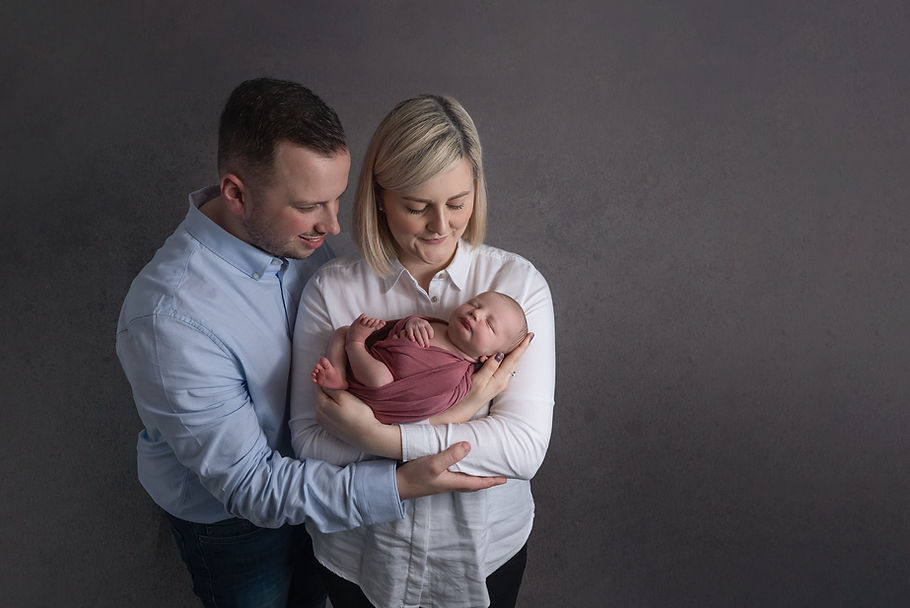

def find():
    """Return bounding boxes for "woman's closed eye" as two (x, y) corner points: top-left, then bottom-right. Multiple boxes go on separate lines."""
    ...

(406, 202), (466, 215)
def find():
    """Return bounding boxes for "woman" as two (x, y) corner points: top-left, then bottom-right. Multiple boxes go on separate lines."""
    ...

(289, 94), (555, 608)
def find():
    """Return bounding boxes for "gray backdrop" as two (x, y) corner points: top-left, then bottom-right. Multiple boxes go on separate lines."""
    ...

(4, 1), (909, 606)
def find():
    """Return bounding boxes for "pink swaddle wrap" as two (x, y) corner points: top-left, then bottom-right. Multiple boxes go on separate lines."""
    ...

(347, 316), (474, 423)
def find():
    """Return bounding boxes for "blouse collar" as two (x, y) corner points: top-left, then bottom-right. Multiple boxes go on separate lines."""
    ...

(380, 240), (473, 294)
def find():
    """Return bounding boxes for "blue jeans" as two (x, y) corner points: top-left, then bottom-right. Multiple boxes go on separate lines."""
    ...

(165, 512), (326, 608)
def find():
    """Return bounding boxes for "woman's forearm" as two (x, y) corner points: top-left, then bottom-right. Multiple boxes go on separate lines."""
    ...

(402, 276), (556, 478)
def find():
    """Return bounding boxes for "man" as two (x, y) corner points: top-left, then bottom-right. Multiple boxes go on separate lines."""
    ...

(116, 78), (504, 608)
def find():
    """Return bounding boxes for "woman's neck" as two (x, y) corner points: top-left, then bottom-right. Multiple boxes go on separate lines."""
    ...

(400, 246), (458, 292)
(403, 262), (448, 293)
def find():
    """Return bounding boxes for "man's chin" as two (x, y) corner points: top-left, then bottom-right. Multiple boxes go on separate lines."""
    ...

(277, 247), (313, 260)
(269, 239), (322, 260)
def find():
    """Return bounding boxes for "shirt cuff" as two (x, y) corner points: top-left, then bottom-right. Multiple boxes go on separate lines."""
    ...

(352, 459), (406, 524)
(399, 421), (436, 462)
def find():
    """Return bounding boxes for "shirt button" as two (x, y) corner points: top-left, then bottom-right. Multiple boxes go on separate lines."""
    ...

(431, 296), (438, 303)
(271, 259), (281, 265)
(252, 273), (260, 279)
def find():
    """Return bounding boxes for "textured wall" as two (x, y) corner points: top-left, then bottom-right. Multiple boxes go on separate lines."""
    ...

(4, 1), (910, 606)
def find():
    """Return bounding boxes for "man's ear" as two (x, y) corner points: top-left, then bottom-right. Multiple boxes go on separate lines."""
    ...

(220, 173), (247, 217)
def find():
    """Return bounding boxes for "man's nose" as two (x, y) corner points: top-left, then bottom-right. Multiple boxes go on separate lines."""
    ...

(317, 207), (341, 235)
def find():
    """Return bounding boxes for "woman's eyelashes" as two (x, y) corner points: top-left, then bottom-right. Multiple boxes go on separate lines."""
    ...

(405, 203), (466, 215)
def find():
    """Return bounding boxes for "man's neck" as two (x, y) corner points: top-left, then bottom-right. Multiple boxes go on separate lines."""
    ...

(200, 194), (247, 243)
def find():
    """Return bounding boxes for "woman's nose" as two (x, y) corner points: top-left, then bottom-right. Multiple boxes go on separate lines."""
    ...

(427, 208), (446, 234)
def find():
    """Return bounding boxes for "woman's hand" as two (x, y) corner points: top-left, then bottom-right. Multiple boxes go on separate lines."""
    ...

(315, 388), (402, 459)
(432, 332), (534, 425)
(473, 331), (534, 398)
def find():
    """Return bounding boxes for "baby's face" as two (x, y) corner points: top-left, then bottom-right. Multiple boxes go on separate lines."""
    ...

(447, 292), (524, 360)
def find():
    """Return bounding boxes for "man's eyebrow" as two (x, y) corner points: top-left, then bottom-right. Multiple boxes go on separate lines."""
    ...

(294, 188), (346, 205)
(402, 190), (471, 204)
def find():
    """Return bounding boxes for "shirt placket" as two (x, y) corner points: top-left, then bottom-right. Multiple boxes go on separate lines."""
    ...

(402, 497), (432, 607)
(424, 272), (451, 316)
(402, 272), (448, 607)
(272, 258), (291, 338)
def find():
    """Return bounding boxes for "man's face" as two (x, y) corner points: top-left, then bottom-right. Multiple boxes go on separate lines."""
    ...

(241, 141), (348, 259)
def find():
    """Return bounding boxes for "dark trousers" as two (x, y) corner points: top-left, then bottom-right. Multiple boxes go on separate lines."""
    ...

(318, 543), (528, 608)
(165, 512), (326, 608)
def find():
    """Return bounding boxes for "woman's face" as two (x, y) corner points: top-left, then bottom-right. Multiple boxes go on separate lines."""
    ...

(381, 158), (475, 279)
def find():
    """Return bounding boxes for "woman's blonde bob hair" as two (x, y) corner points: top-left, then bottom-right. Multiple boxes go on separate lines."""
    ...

(353, 94), (487, 277)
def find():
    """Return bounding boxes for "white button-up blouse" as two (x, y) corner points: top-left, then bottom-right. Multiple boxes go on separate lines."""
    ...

(290, 241), (555, 608)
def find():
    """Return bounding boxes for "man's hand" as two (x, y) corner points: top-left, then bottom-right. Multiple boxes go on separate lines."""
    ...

(396, 442), (506, 500)
(315, 388), (402, 459)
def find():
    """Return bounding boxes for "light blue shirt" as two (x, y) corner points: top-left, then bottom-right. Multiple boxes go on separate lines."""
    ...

(116, 186), (404, 530)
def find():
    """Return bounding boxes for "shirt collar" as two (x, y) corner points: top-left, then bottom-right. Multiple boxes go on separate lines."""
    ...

(379, 240), (472, 293)
(184, 186), (286, 281)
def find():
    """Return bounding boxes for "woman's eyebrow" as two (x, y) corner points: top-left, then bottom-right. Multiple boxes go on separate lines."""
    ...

(402, 190), (471, 204)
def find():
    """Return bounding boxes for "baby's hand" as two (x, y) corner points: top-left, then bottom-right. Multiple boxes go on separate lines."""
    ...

(347, 313), (386, 344)
(400, 317), (434, 348)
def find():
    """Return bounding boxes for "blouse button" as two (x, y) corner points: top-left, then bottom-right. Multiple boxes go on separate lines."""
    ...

(431, 296), (439, 303)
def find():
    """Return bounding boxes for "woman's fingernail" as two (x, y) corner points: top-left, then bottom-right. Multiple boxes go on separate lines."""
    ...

(495, 352), (504, 362)
(528, 332), (535, 342)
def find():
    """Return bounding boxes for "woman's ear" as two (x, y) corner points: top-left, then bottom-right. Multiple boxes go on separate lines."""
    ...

(374, 182), (384, 212)
(220, 173), (247, 217)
